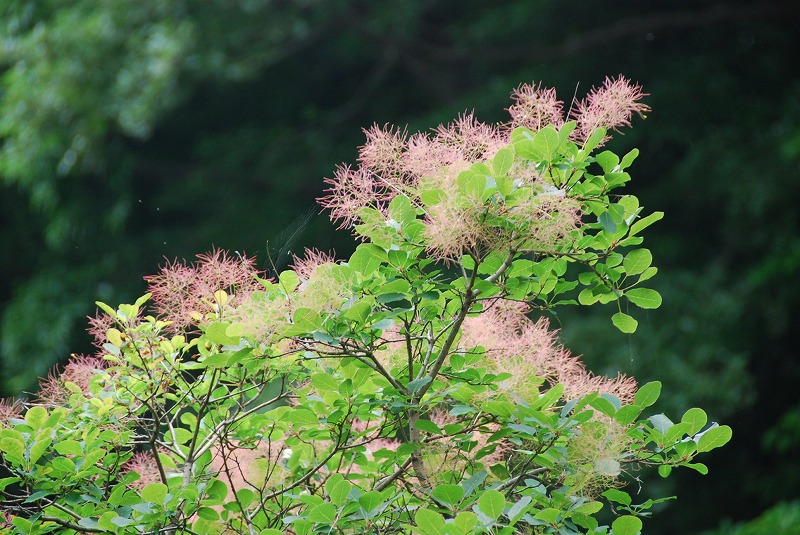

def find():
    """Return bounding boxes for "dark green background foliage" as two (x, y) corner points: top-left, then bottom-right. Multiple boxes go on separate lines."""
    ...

(1, 1), (798, 533)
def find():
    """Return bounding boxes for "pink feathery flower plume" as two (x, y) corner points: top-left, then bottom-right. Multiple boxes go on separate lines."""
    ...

(145, 248), (262, 331)
(508, 82), (565, 132)
(572, 75), (650, 146)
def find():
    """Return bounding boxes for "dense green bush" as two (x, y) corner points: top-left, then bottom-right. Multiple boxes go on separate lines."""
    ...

(0, 79), (729, 534)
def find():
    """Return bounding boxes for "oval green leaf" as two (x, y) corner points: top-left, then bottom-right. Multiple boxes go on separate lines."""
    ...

(697, 425), (732, 453)
(612, 515), (643, 535)
(477, 489), (506, 521)
(623, 249), (652, 276)
(634, 381), (661, 408)
(612, 312), (638, 333)
(626, 288), (662, 309)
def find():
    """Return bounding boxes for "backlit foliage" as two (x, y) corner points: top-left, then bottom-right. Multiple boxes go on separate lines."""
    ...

(0, 79), (729, 535)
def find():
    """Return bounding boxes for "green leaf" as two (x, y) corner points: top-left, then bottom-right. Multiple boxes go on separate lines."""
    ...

(612, 312), (638, 333)
(202, 352), (231, 368)
(29, 437), (51, 464)
(343, 299), (371, 323)
(534, 508), (561, 524)
(477, 489), (506, 520)
(623, 249), (652, 276)
(328, 479), (352, 506)
(629, 211), (664, 236)
(358, 491), (384, 512)
(288, 408), (318, 426)
(619, 148), (640, 170)
(512, 128), (536, 158)
(206, 322), (239, 346)
(461, 470), (487, 497)
(634, 381), (662, 408)
(95, 301), (118, 319)
(415, 508), (446, 535)
(54, 439), (83, 456)
(431, 484), (464, 506)
(658, 465), (672, 478)
(649, 414), (675, 434)
(596, 150), (620, 172)
(583, 127), (607, 152)
(683, 462), (709, 475)
(311, 373), (340, 393)
(681, 408), (708, 436)
(599, 212), (617, 234)
(533, 125), (561, 160)
(454, 511), (480, 532)
(637, 266), (658, 282)
(626, 288), (662, 309)
(615, 405), (642, 426)
(196, 507), (219, 521)
(612, 515), (642, 535)
(603, 489), (632, 506)
(389, 194), (415, 224)
(308, 502), (337, 524)
(697, 425), (733, 452)
(507, 496), (532, 523)
(110, 516), (136, 527)
(349, 244), (386, 275)
(590, 396), (618, 418)
(140, 482), (168, 504)
(407, 376), (432, 394)
(414, 419), (442, 435)
(24, 406), (48, 430)
(206, 479), (228, 501)
(0, 437), (25, 461)
(578, 287), (602, 305)
(492, 147), (514, 175)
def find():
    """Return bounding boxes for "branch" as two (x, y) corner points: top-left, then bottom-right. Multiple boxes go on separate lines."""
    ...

(40, 515), (105, 533)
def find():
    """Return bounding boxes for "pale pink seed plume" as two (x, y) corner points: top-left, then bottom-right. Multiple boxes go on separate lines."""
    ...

(572, 75), (650, 146)
(319, 164), (393, 230)
(461, 299), (636, 404)
(512, 191), (583, 251)
(423, 197), (485, 262)
(403, 132), (462, 178)
(122, 451), (163, 490)
(320, 77), (647, 234)
(86, 310), (117, 348)
(433, 112), (506, 163)
(508, 83), (565, 132)
(359, 124), (409, 181)
(145, 248), (261, 331)
(36, 354), (109, 405)
(290, 248), (337, 281)
(0, 397), (23, 425)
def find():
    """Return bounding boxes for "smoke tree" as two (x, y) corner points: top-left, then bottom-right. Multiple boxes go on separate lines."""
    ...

(0, 77), (730, 534)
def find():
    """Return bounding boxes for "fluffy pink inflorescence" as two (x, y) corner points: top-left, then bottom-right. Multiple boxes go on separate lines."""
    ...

(36, 354), (109, 405)
(508, 82), (565, 132)
(145, 248), (262, 331)
(290, 248), (337, 281)
(572, 75), (650, 146)
(319, 77), (647, 262)
(0, 397), (23, 425)
(358, 124), (409, 181)
(461, 300), (636, 404)
(122, 451), (163, 490)
(86, 310), (117, 348)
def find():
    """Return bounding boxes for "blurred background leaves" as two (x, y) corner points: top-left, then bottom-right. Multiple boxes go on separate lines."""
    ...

(1, 1), (798, 533)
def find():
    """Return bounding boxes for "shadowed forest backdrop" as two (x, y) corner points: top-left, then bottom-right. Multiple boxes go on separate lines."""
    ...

(1, 1), (798, 533)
